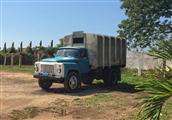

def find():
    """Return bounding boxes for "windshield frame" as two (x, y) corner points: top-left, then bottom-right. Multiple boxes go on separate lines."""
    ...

(55, 48), (81, 58)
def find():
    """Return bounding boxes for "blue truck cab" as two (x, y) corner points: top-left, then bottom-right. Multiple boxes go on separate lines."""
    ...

(34, 46), (91, 92)
(34, 32), (126, 92)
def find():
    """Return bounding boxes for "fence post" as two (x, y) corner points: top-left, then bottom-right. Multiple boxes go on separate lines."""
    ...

(4, 55), (7, 65)
(19, 42), (23, 67)
(138, 52), (143, 76)
(11, 53), (14, 66)
(3, 43), (7, 65)
(19, 54), (22, 67)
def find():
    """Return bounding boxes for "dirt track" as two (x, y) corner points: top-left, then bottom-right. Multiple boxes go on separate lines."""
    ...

(0, 72), (139, 120)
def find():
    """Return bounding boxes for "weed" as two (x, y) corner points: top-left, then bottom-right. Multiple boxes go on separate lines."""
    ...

(74, 94), (113, 106)
(9, 106), (39, 120)
(43, 99), (69, 116)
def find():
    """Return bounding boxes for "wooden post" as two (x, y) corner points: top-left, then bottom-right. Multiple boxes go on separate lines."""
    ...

(138, 52), (143, 76)
(19, 54), (22, 67)
(3, 43), (7, 65)
(19, 42), (23, 67)
(4, 55), (7, 65)
(11, 53), (14, 66)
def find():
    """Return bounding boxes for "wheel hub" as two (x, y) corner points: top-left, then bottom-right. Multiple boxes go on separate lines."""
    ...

(69, 75), (77, 89)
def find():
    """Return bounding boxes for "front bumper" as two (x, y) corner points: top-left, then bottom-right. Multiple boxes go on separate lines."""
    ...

(33, 72), (64, 83)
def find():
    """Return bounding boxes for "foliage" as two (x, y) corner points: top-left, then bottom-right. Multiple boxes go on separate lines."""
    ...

(39, 47), (59, 56)
(120, 69), (156, 85)
(137, 80), (172, 120)
(118, 0), (172, 50)
(149, 40), (172, 60)
(9, 42), (17, 53)
(26, 46), (34, 56)
(36, 44), (62, 57)
(137, 40), (172, 120)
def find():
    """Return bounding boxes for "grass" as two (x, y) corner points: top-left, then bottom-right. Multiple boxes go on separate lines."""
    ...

(7, 93), (135, 120)
(74, 94), (113, 106)
(9, 106), (39, 120)
(160, 99), (172, 120)
(165, 99), (172, 119)
(0, 65), (34, 74)
(120, 68), (157, 85)
(43, 99), (69, 116)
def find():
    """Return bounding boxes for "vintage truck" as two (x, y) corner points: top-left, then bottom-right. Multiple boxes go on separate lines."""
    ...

(33, 32), (126, 92)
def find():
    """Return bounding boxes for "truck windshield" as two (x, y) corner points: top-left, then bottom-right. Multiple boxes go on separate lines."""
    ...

(55, 49), (80, 58)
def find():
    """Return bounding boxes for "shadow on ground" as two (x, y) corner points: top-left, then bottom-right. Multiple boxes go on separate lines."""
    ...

(32, 83), (139, 96)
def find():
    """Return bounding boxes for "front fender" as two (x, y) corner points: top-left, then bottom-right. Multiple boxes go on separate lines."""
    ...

(63, 62), (80, 77)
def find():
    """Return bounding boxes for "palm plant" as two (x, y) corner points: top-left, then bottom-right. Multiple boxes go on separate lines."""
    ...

(137, 40), (172, 120)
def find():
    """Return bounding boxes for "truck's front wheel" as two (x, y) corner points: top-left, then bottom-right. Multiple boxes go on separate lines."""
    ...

(64, 72), (81, 92)
(38, 78), (52, 90)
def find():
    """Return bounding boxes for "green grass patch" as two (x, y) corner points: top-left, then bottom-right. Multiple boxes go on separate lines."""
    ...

(120, 68), (156, 85)
(0, 65), (34, 74)
(74, 94), (113, 106)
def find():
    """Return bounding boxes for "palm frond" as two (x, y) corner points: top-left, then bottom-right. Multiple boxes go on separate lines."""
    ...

(137, 40), (172, 120)
(137, 80), (172, 120)
(148, 40), (172, 60)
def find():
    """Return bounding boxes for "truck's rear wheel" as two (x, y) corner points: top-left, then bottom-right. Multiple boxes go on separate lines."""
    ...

(38, 78), (52, 90)
(103, 67), (121, 86)
(64, 72), (81, 92)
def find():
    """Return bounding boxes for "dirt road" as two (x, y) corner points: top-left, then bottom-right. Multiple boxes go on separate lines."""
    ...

(0, 72), (139, 120)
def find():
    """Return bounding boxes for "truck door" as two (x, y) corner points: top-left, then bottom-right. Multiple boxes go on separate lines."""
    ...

(78, 49), (90, 74)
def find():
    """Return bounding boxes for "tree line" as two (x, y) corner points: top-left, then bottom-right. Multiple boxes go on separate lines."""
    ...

(0, 40), (61, 66)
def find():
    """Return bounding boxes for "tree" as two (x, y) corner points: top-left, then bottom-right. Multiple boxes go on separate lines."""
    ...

(50, 40), (53, 47)
(3, 42), (7, 53)
(137, 40), (172, 120)
(118, 0), (172, 51)
(35, 44), (61, 60)
(9, 42), (16, 53)
(26, 46), (34, 56)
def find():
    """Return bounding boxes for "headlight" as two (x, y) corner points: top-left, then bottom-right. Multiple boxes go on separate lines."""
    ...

(57, 65), (62, 73)
(57, 68), (61, 73)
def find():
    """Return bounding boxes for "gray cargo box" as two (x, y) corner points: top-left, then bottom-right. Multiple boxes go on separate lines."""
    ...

(60, 32), (126, 69)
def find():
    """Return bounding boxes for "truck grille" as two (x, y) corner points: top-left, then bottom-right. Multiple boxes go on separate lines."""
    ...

(41, 65), (54, 74)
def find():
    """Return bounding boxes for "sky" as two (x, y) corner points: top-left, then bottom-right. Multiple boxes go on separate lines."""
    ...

(0, 0), (126, 48)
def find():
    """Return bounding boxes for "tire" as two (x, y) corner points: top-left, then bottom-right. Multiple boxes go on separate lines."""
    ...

(64, 72), (81, 92)
(103, 67), (121, 86)
(38, 78), (52, 90)
(103, 68), (111, 85)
